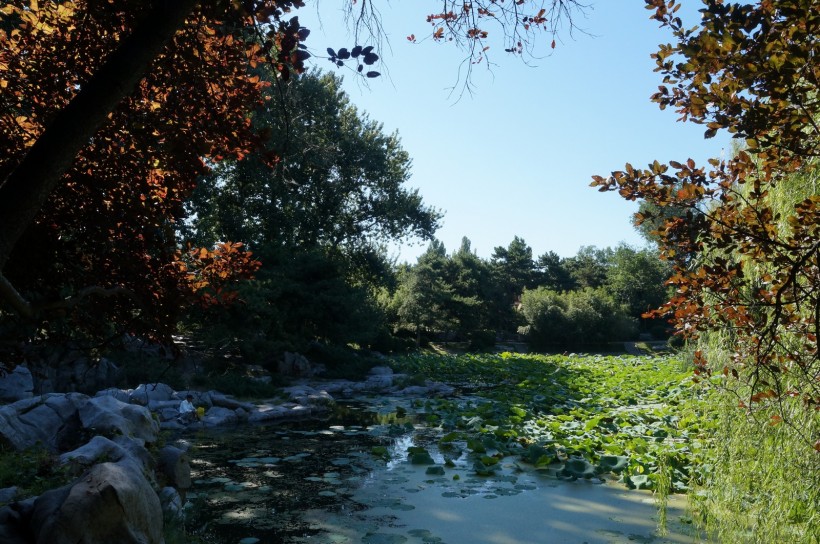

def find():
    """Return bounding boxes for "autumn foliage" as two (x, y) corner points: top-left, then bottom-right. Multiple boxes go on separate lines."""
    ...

(0, 0), (304, 349)
(592, 0), (820, 425)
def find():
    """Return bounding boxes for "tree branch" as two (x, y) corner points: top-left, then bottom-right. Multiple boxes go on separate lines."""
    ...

(0, 0), (199, 273)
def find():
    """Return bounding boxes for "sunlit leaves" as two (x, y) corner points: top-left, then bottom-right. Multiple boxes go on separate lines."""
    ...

(593, 0), (820, 426)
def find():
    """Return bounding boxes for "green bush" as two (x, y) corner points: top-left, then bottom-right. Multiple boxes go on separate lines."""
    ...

(518, 287), (637, 350)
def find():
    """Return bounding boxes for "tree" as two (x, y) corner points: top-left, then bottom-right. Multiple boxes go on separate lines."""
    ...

(446, 237), (493, 335)
(591, 0), (820, 431)
(185, 69), (440, 260)
(391, 241), (455, 344)
(605, 244), (671, 327)
(534, 251), (574, 291)
(562, 245), (612, 290)
(489, 236), (536, 333)
(0, 0), (587, 360)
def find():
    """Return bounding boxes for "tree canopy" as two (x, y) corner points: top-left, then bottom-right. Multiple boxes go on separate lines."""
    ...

(592, 0), (820, 429)
(0, 0), (585, 357)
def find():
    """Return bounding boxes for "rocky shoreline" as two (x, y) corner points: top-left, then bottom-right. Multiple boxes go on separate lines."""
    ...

(0, 364), (455, 543)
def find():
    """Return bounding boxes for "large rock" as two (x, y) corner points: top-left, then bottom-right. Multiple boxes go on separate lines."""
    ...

(0, 366), (34, 403)
(0, 498), (35, 544)
(156, 446), (191, 493)
(278, 351), (316, 377)
(59, 436), (129, 475)
(31, 354), (121, 395)
(31, 459), (164, 544)
(129, 383), (175, 405)
(201, 406), (239, 427)
(78, 395), (158, 444)
(0, 393), (89, 452)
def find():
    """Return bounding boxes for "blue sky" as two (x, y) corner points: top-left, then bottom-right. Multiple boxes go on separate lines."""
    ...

(299, 2), (731, 263)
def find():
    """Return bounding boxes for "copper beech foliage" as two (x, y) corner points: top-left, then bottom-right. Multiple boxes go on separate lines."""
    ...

(0, 0), (302, 346)
(591, 0), (820, 431)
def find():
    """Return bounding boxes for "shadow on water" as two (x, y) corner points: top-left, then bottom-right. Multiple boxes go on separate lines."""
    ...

(182, 403), (417, 543)
(181, 403), (699, 544)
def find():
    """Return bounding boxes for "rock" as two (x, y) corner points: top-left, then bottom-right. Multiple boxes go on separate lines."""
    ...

(364, 374), (393, 390)
(78, 395), (159, 444)
(0, 498), (35, 544)
(156, 446), (191, 492)
(201, 406), (238, 427)
(158, 487), (184, 520)
(31, 459), (164, 544)
(59, 436), (129, 474)
(0, 366), (34, 403)
(248, 404), (289, 423)
(129, 383), (175, 405)
(0, 393), (88, 452)
(369, 366), (394, 376)
(31, 354), (121, 394)
(278, 351), (315, 377)
(208, 391), (254, 411)
(0, 486), (17, 504)
(94, 388), (130, 403)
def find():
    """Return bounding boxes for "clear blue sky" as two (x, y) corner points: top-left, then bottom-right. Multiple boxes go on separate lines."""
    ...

(299, 2), (731, 263)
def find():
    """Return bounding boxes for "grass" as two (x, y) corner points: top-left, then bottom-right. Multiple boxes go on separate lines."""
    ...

(0, 445), (73, 504)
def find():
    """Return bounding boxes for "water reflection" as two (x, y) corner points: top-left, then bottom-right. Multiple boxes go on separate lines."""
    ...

(181, 401), (699, 544)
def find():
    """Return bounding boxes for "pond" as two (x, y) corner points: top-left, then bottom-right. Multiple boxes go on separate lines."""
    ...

(181, 400), (702, 544)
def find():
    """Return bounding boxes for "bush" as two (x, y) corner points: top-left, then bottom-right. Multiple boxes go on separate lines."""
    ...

(519, 287), (637, 350)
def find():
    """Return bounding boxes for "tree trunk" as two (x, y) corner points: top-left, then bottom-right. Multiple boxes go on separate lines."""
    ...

(0, 0), (199, 274)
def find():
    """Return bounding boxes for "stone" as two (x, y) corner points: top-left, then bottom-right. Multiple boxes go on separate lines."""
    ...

(31, 459), (164, 544)
(201, 406), (238, 427)
(94, 387), (130, 403)
(0, 498), (35, 544)
(129, 383), (175, 405)
(0, 393), (88, 452)
(278, 351), (314, 377)
(78, 395), (159, 444)
(0, 366), (34, 403)
(158, 487), (184, 520)
(31, 354), (121, 394)
(0, 486), (17, 504)
(156, 446), (191, 491)
(58, 436), (130, 477)
(368, 365), (394, 376)
(208, 391), (254, 411)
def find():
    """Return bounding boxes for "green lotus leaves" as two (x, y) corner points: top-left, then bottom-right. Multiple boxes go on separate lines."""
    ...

(598, 455), (630, 474)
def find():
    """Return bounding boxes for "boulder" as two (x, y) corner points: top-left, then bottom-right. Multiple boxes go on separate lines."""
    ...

(0, 498), (35, 544)
(129, 383), (174, 405)
(208, 391), (255, 411)
(156, 446), (191, 492)
(94, 388), (130, 404)
(0, 366), (34, 403)
(0, 393), (88, 452)
(32, 354), (121, 395)
(59, 436), (129, 474)
(278, 351), (315, 377)
(78, 395), (158, 444)
(0, 486), (17, 505)
(31, 459), (164, 544)
(158, 487), (184, 520)
(201, 406), (238, 427)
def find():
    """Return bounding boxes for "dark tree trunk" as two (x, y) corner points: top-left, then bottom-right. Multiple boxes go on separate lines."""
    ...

(0, 0), (198, 275)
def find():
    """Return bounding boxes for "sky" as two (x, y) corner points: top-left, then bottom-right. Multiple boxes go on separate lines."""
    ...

(298, 1), (732, 264)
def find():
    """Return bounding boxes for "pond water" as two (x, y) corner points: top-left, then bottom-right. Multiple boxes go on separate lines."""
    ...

(181, 401), (702, 544)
